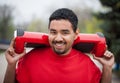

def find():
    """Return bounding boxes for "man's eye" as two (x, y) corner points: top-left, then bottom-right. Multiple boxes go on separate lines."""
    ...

(62, 31), (69, 35)
(50, 31), (56, 35)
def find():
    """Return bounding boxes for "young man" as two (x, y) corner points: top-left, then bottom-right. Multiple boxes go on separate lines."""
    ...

(4, 8), (114, 83)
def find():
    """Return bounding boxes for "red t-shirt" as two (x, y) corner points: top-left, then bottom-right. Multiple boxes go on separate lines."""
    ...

(16, 47), (101, 83)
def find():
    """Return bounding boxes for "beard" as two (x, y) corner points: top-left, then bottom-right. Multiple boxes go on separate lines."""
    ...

(52, 40), (68, 55)
(53, 47), (67, 55)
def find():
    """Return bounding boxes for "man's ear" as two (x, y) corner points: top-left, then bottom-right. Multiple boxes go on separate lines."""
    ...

(74, 28), (79, 40)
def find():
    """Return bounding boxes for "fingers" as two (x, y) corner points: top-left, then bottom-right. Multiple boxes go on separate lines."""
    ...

(93, 50), (115, 68)
(6, 38), (26, 58)
(5, 38), (26, 64)
(6, 47), (15, 57)
(10, 38), (15, 48)
(6, 48), (26, 58)
(5, 48), (26, 64)
(93, 50), (114, 60)
(104, 50), (114, 58)
(93, 50), (114, 61)
(5, 38), (15, 56)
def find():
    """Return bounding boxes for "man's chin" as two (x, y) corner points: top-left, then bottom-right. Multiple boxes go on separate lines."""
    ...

(54, 49), (66, 55)
(55, 50), (64, 54)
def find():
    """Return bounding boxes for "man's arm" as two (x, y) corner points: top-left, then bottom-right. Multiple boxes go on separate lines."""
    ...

(100, 65), (112, 83)
(4, 64), (16, 83)
(94, 50), (114, 83)
(4, 38), (26, 83)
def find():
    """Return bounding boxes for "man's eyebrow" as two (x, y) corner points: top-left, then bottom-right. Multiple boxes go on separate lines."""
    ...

(49, 29), (56, 31)
(61, 29), (69, 32)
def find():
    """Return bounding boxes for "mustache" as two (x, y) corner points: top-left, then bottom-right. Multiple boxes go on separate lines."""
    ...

(52, 41), (66, 44)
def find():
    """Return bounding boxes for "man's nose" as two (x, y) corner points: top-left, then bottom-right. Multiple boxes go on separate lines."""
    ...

(55, 34), (63, 41)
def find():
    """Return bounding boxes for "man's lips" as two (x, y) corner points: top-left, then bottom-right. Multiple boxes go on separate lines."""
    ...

(55, 43), (64, 47)
(52, 41), (66, 49)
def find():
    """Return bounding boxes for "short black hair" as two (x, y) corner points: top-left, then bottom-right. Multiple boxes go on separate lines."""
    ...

(49, 8), (78, 32)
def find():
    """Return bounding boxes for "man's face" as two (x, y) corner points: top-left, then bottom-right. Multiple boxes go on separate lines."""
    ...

(48, 19), (78, 55)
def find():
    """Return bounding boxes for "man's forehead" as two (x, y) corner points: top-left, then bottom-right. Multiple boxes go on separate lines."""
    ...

(49, 28), (70, 31)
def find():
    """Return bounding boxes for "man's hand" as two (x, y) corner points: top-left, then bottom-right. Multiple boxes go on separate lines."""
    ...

(5, 38), (26, 65)
(93, 50), (114, 83)
(4, 38), (26, 83)
(93, 50), (114, 68)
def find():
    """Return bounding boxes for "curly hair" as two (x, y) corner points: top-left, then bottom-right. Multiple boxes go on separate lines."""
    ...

(49, 8), (78, 32)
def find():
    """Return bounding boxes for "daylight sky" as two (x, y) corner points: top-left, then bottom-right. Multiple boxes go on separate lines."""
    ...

(0, 0), (103, 24)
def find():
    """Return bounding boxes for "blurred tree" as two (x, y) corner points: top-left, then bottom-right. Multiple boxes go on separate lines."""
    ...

(85, 17), (102, 33)
(74, 8), (103, 33)
(74, 8), (92, 32)
(27, 18), (48, 33)
(96, 0), (120, 70)
(0, 5), (15, 44)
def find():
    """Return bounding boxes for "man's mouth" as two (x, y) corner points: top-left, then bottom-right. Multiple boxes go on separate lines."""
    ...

(53, 41), (66, 49)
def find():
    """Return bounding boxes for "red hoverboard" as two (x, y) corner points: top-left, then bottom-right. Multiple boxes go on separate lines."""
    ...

(14, 29), (106, 57)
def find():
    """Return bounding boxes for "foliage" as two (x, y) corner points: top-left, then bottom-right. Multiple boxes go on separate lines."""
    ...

(73, 8), (103, 33)
(96, 0), (120, 63)
(27, 18), (48, 33)
(0, 5), (15, 44)
(84, 17), (102, 33)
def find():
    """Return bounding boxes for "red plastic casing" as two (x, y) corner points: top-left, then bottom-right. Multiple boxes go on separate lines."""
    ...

(15, 32), (49, 54)
(73, 33), (106, 57)
(15, 31), (106, 57)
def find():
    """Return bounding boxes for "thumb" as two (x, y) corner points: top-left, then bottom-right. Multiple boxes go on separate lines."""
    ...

(93, 54), (103, 62)
(14, 49), (26, 61)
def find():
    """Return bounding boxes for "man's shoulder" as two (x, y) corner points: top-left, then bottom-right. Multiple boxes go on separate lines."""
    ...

(18, 47), (51, 64)
(74, 49), (101, 71)
(29, 47), (50, 53)
(73, 49), (91, 60)
(23, 47), (51, 58)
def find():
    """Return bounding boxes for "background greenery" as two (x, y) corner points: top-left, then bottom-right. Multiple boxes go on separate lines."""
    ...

(96, 0), (120, 69)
